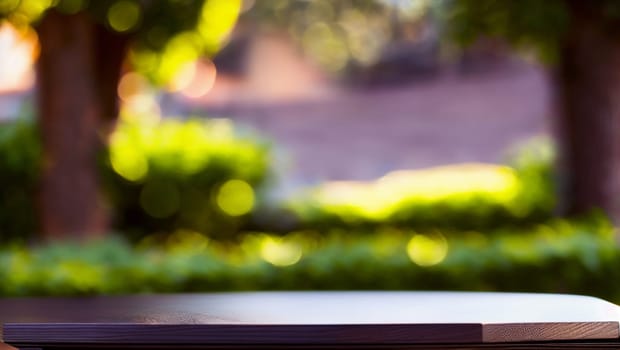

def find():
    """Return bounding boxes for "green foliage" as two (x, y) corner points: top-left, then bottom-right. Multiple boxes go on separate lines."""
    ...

(127, 0), (242, 83)
(102, 118), (271, 241)
(439, 0), (570, 63)
(288, 138), (555, 233)
(0, 120), (40, 242)
(506, 137), (556, 218)
(0, 118), (556, 242)
(1, 215), (618, 301)
(0, 118), (271, 242)
(0, 0), (241, 83)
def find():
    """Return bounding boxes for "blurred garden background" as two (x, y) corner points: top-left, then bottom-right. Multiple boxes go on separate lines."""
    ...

(1, 0), (620, 300)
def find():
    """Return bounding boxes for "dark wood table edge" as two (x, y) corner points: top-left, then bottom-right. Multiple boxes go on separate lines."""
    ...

(5, 322), (620, 349)
(3, 323), (482, 345)
(6, 341), (620, 350)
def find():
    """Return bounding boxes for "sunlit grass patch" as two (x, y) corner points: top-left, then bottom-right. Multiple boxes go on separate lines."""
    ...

(289, 138), (555, 232)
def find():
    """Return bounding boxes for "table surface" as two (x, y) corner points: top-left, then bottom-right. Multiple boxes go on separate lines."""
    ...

(1, 292), (620, 348)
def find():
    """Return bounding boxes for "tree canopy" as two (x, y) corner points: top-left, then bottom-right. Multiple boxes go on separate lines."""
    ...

(0, 0), (241, 83)
(440, 0), (620, 63)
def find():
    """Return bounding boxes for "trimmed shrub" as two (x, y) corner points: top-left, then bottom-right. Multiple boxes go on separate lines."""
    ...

(1, 215), (618, 302)
(102, 118), (271, 241)
(0, 117), (271, 242)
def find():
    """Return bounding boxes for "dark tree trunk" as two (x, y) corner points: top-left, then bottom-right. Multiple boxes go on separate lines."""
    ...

(36, 11), (128, 240)
(94, 25), (130, 128)
(555, 10), (620, 222)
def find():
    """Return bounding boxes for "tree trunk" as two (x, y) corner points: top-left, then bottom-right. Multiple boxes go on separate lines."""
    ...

(36, 11), (128, 240)
(94, 25), (129, 127)
(554, 14), (620, 222)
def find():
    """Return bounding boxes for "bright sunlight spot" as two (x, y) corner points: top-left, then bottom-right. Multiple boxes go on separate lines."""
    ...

(0, 22), (37, 92)
(198, 0), (242, 53)
(109, 143), (149, 182)
(260, 236), (302, 267)
(118, 72), (149, 102)
(406, 233), (448, 267)
(118, 72), (161, 124)
(314, 163), (521, 220)
(170, 59), (218, 98)
(216, 179), (255, 216)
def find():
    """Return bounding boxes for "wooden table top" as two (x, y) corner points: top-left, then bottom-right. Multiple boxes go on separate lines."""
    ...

(1, 292), (620, 349)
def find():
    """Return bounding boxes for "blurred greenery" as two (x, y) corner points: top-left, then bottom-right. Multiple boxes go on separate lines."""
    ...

(0, 0), (242, 83)
(439, 0), (570, 63)
(0, 119), (41, 242)
(287, 137), (555, 232)
(0, 116), (558, 241)
(0, 119), (615, 299)
(102, 118), (271, 241)
(245, 0), (434, 75)
(0, 117), (271, 242)
(439, 0), (620, 63)
(0, 214), (617, 300)
(1, 0), (617, 300)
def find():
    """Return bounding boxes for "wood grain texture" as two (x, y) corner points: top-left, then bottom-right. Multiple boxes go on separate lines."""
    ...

(483, 322), (619, 343)
(1, 292), (620, 349)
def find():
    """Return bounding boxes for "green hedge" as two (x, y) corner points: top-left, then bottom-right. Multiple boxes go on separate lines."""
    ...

(101, 119), (271, 241)
(0, 120), (41, 242)
(0, 118), (271, 242)
(287, 138), (555, 232)
(2, 215), (619, 301)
